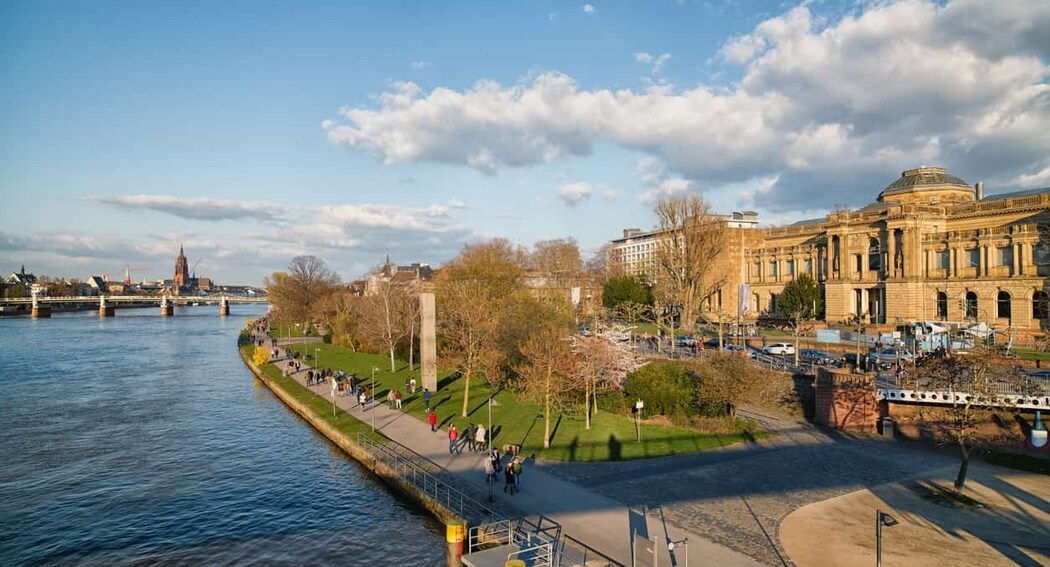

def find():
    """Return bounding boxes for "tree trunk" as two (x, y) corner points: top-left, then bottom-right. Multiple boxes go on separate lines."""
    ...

(389, 346), (396, 374)
(408, 319), (415, 371)
(544, 390), (551, 448)
(461, 371), (471, 418)
(794, 326), (801, 367)
(954, 443), (971, 493)
(584, 380), (592, 430)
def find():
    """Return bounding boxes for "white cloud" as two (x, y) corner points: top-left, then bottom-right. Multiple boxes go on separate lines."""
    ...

(325, 0), (1050, 213)
(87, 195), (287, 221)
(321, 119), (334, 130)
(554, 181), (594, 205)
(447, 198), (468, 209)
(410, 60), (430, 70)
(637, 157), (694, 204)
(634, 52), (671, 75)
(1011, 165), (1050, 188)
(582, 4), (596, 15)
(600, 186), (618, 200)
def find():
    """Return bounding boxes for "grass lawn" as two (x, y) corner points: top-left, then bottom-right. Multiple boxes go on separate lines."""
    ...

(267, 322), (310, 339)
(242, 346), (382, 440)
(283, 343), (762, 462)
(1009, 347), (1050, 361)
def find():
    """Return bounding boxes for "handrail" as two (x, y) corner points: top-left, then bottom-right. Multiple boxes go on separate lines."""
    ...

(507, 542), (553, 566)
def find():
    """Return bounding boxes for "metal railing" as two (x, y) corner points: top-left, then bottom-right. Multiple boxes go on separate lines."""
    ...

(876, 372), (1050, 410)
(356, 432), (503, 524)
(468, 517), (621, 567)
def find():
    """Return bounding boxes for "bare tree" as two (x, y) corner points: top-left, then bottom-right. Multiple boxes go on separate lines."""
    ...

(652, 194), (727, 334)
(909, 351), (1028, 493)
(516, 323), (576, 448)
(264, 255), (340, 325)
(355, 273), (414, 372)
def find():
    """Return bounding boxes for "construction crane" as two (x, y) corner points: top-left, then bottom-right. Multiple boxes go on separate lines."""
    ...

(190, 258), (203, 278)
(123, 266), (152, 286)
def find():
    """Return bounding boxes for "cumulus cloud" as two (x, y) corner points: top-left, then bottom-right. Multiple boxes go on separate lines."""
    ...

(555, 181), (594, 205)
(324, 0), (1050, 214)
(637, 157), (694, 204)
(582, 4), (596, 15)
(410, 60), (430, 70)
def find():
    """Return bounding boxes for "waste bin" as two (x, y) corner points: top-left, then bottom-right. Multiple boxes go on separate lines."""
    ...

(881, 417), (895, 438)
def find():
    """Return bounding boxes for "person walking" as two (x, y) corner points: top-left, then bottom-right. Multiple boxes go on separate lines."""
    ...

(503, 462), (517, 495)
(511, 455), (523, 490)
(474, 424), (486, 453)
(428, 410), (437, 432)
(386, 389), (395, 409)
(422, 388), (432, 412)
(394, 390), (402, 409)
(483, 452), (497, 497)
(465, 423), (477, 452)
(448, 424), (459, 454)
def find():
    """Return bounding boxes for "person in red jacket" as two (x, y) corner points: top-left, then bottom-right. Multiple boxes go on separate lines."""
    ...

(448, 424), (459, 454)
(428, 410), (437, 432)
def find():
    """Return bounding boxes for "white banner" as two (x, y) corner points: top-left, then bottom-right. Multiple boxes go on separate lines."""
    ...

(738, 284), (751, 318)
(571, 286), (581, 307)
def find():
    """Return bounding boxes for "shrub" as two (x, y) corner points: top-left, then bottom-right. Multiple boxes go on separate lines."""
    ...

(625, 361), (697, 418)
(252, 346), (270, 366)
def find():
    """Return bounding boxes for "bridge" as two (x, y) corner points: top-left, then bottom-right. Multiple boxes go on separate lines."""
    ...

(875, 372), (1050, 411)
(2, 294), (268, 318)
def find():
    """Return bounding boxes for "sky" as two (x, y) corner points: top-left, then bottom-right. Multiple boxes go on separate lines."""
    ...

(2, 0), (1049, 286)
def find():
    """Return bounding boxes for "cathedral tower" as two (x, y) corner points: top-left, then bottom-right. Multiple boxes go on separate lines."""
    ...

(174, 245), (189, 294)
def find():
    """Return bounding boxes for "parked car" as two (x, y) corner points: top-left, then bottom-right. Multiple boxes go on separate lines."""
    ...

(799, 349), (835, 365)
(762, 342), (795, 355)
(675, 336), (697, 347)
(840, 352), (868, 370)
(867, 348), (915, 367)
(703, 337), (725, 349)
(725, 344), (755, 358)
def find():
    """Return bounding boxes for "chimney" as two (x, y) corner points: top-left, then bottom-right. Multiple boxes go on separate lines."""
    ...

(975, 182), (984, 201)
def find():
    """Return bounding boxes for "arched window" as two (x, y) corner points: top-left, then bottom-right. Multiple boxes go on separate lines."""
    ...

(997, 291), (1011, 319)
(868, 237), (881, 272)
(1034, 291), (1048, 321)
(936, 291), (948, 320)
(965, 291), (978, 319)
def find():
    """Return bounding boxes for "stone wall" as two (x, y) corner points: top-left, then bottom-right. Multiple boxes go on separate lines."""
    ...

(814, 368), (878, 432)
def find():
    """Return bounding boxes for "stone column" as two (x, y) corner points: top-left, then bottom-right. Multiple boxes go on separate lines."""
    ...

(886, 232), (896, 279)
(31, 296), (51, 318)
(219, 296), (229, 317)
(982, 245), (990, 277)
(99, 296), (115, 317)
(161, 296), (173, 317)
(419, 292), (438, 392)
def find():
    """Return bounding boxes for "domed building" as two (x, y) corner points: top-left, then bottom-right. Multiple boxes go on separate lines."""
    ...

(745, 166), (1050, 331)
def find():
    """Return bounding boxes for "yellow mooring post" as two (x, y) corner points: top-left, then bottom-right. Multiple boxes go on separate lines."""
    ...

(446, 520), (465, 567)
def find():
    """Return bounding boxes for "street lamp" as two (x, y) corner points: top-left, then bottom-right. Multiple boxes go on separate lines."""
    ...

(634, 399), (644, 442)
(876, 509), (898, 567)
(667, 539), (688, 566)
(371, 366), (380, 431)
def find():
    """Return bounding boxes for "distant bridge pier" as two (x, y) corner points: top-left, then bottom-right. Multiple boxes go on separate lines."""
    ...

(219, 296), (229, 317)
(160, 297), (173, 317)
(31, 296), (50, 319)
(99, 296), (115, 317)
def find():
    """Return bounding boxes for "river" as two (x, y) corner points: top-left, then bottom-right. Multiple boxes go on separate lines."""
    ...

(0, 305), (445, 566)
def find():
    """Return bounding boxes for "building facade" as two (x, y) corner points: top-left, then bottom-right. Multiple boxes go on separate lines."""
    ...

(611, 167), (1050, 332)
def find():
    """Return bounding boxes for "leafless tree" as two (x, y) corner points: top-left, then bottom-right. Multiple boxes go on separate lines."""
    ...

(264, 255), (340, 325)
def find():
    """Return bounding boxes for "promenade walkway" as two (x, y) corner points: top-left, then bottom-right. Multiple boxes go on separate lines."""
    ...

(266, 341), (763, 567)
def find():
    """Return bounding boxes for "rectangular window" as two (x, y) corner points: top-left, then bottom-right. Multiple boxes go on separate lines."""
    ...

(769, 261), (778, 277)
(967, 248), (980, 269)
(998, 246), (1013, 267)
(804, 258), (813, 275)
(854, 254), (863, 273)
(1035, 243), (1050, 265)
(753, 262), (761, 279)
(937, 250), (950, 270)
(786, 259), (795, 276)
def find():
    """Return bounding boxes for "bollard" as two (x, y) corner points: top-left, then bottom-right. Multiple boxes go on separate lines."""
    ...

(446, 521), (465, 567)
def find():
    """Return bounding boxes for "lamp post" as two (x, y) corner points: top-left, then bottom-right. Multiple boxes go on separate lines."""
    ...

(634, 399), (644, 442)
(876, 509), (898, 567)
(487, 396), (500, 452)
(371, 366), (379, 431)
(667, 538), (688, 567)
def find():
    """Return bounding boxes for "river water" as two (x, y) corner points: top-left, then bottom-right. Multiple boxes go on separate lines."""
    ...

(0, 306), (445, 566)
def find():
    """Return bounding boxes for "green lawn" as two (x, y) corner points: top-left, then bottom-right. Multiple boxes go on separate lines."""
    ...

(1009, 347), (1050, 361)
(283, 343), (762, 462)
(267, 322), (310, 339)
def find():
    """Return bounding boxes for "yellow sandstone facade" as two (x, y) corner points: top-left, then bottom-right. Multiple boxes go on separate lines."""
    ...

(611, 167), (1050, 332)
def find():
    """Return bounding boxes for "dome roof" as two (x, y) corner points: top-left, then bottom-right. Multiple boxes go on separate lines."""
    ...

(877, 167), (974, 204)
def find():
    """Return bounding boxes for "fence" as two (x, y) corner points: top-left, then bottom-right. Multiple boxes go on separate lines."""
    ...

(356, 432), (503, 524)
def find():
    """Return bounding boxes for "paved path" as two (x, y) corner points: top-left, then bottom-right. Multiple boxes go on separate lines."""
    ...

(262, 338), (763, 567)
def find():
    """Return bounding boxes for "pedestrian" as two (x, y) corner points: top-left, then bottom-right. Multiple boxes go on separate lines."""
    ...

(511, 456), (523, 490)
(465, 423), (477, 452)
(423, 388), (432, 411)
(409, 377), (417, 394)
(503, 462), (517, 495)
(394, 390), (402, 409)
(484, 452), (496, 485)
(474, 423), (487, 452)
(448, 423), (459, 453)
(428, 410), (437, 432)
(387, 389), (395, 409)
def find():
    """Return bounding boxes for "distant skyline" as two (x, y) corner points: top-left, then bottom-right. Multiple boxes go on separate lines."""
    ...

(2, 0), (1049, 285)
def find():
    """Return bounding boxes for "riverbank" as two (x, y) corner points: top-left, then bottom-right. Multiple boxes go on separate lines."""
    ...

(241, 330), (764, 566)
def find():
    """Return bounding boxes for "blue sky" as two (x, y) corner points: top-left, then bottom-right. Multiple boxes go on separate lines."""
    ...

(2, 0), (1049, 285)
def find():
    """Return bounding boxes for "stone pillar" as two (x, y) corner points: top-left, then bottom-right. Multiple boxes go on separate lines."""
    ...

(99, 296), (115, 317)
(160, 297), (173, 317)
(1016, 242), (1024, 276)
(982, 245), (990, 277)
(219, 296), (230, 317)
(420, 292), (437, 392)
(814, 367), (877, 432)
(886, 232), (896, 279)
(31, 296), (51, 319)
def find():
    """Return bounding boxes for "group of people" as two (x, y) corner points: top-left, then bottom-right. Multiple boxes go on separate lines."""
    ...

(445, 423), (487, 454)
(483, 449), (523, 496)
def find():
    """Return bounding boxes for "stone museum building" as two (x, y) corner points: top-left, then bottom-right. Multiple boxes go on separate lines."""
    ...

(610, 166), (1050, 331)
